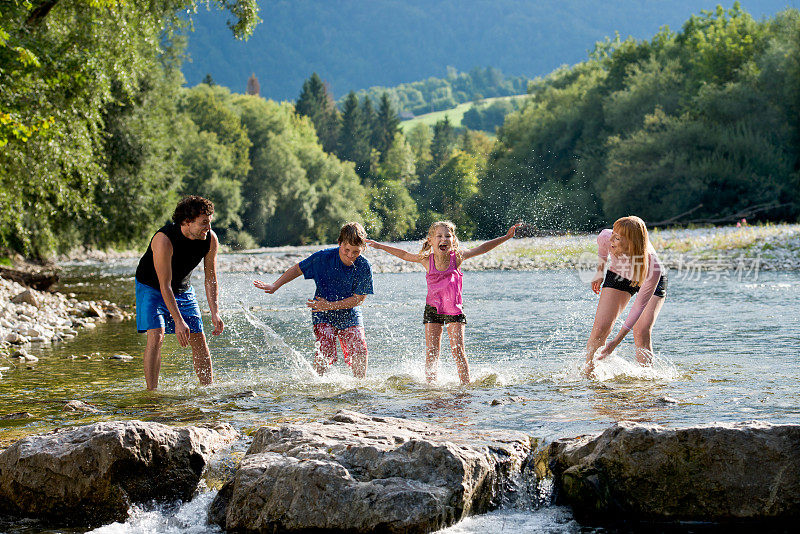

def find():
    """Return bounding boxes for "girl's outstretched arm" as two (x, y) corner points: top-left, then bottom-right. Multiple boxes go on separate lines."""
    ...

(461, 223), (521, 261)
(366, 239), (424, 264)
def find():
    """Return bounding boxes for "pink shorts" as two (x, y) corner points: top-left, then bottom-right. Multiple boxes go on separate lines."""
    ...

(313, 324), (367, 368)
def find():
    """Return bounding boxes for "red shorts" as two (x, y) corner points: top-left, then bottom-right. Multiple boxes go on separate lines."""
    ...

(313, 324), (367, 368)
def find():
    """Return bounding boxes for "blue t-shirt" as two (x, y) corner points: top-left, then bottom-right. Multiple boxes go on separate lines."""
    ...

(298, 247), (374, 329)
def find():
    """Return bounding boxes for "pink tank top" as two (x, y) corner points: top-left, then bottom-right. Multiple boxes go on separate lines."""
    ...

(426, 251), (463, 315)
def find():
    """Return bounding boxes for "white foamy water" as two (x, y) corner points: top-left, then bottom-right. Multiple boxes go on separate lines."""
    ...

(88, 490), (220, 534)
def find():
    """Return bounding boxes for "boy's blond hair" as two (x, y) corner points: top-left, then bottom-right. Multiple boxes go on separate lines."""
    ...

(338, 222), (368, 247)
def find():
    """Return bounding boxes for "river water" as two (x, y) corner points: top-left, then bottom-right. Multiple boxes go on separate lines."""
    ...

(2, 255), (799, 533)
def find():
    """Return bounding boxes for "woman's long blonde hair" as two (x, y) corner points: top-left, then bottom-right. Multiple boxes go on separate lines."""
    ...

(419, 220), (462, 261)
(613, 216), (649, 287)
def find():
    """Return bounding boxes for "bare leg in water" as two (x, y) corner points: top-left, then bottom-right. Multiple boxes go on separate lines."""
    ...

(631, 295), (665, 365)
(584, 288), (630, 376)
(447, 322), (470, 385)
(425, 322), (444, 382)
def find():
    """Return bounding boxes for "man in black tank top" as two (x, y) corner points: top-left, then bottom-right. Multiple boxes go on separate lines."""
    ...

(134, 196), (224, 390)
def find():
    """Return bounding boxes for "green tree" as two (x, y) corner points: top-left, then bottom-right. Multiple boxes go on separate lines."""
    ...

(419, 152), (480, 236)
(373, 92), (400, 161)
(230, 93), (370, 245)
(0, 0), (260, 256)
(429, 116), (456, 170)
(368, 179), (419, 241)
(337, 91), (371, 176)
(600, 109), (792, 222)
(677, 2), (762, 86)
(90, 66), (185, 248)
(405, 122), (433, 170)
(177, 84), (251, 240)
(295, 72), (340, 153)
(179, 124), (244, 236)
(376, 132), (417, 187)
(360, 96), (377, 149)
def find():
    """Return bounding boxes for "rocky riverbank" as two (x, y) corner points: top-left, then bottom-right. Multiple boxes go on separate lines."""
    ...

(0, 276), (131, 363)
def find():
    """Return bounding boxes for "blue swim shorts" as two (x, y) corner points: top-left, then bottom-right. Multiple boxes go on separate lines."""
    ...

(135, 280), (204, 334)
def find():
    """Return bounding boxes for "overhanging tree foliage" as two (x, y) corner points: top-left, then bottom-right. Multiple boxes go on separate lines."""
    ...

(0, 0), (259, 256)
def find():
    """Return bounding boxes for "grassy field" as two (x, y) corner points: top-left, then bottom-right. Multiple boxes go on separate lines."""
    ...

(399, 94), (527, 132)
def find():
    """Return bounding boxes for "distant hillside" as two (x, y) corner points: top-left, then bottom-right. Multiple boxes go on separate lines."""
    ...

(180, 0), (792, 100)
(350, 66), (528, 116)
(399, 95), (526, 132)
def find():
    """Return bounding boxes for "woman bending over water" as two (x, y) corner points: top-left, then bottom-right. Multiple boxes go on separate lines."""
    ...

(584, 216), (667, 376)
(368, 221), (520, 385)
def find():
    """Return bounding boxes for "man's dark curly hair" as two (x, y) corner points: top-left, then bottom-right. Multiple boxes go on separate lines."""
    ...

(172, 196), (214, 225)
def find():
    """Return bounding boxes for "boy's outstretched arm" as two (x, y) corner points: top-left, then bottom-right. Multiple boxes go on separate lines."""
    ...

(253, 264), (303, 294)
(461, 223), (521, 261)
(366, 239), (423, 263)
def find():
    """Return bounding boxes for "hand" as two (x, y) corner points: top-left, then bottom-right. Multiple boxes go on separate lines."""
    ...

(306, 297), (331, 311)
(365, 239), (382, 249)
(598, 340), (619, 359)
(253, 280), (278, 294)
(175, 320), (190, 347)
(211, 312), (224, 336)
(591, 272), (604, 294)
(506, 223), (522, 238)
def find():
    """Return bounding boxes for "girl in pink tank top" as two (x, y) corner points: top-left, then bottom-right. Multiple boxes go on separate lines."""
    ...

(368, 221), (521, 385)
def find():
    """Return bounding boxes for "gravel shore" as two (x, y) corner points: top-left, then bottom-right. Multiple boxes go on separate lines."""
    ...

(0, 277), (131, 361)
(217, 223), (800, 275)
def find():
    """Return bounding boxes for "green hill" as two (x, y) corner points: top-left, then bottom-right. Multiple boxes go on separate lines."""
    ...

(181, 0), (792, 100)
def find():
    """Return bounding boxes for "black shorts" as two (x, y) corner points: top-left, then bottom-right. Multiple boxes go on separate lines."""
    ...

(423, 304), (467, 324)
(602, 270), (667, 298)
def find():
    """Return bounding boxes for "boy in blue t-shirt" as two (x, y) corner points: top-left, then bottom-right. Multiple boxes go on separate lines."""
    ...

(253, 222), (374, 377)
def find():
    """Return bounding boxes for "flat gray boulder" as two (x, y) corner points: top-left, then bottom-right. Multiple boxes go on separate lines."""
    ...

(209, 410), (531, 533)
(0, 420), (237, 526)
(549, 421), (800, 522)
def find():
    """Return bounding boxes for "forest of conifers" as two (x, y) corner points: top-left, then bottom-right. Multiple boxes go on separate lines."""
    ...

(1, 1), (798, 258)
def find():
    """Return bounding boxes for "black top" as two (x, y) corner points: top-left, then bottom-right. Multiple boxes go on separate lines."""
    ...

(135, 222), (212, 293)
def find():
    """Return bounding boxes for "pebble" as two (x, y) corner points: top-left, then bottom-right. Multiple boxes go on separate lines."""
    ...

(490, 396), (525, 406)
(63, 400), (101, 413)
(0, 412), (33, 420)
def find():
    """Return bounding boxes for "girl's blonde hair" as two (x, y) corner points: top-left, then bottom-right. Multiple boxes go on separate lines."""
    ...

(613, 216), (649, 287)
(419, 220), (462, 260)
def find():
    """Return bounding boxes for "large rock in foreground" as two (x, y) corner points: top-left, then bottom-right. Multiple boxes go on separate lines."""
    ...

(549, 421), (800, 522)
(0, 420), (237, 526)
(210, 410), (532, 533)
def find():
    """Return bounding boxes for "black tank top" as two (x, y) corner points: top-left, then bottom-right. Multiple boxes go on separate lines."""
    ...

(135, 222), (212, 293)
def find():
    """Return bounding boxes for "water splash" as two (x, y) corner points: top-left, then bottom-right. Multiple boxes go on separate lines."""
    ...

(553, 347), (679, 383)
(591, 348), (679, 382)
(88, 490), (220, 534)
(238, 302), (318, 378)
(436, 507), (580, 533)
